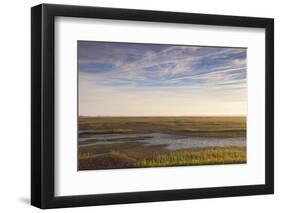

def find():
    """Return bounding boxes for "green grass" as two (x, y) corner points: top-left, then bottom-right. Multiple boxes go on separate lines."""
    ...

(78, 116), (246, 170)
(79, 116), (246, 137)
(136, 147), (246, 167)
(79, 144), (246, 170)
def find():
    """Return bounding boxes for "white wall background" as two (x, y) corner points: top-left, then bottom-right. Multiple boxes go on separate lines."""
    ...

(0, 0), (279, 212)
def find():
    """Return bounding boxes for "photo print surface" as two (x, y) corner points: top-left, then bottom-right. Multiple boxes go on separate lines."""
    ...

(78, 41), (247, 171)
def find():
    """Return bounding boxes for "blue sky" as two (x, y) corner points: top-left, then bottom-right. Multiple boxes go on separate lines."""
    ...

(78, 41), (247, 116)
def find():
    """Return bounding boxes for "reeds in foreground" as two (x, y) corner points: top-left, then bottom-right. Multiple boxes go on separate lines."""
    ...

(135, 147), (246, 167)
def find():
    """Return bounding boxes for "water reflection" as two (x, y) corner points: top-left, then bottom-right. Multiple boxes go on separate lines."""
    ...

(79, 132), (246, 150)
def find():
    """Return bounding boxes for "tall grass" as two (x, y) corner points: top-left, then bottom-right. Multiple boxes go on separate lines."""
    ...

(79, 146), (246, 170)
(78, 116), (247, 170)
(135, 147), (246, 167)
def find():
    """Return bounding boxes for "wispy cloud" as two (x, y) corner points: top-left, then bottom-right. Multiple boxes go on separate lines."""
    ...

(78, 41), (247, 116)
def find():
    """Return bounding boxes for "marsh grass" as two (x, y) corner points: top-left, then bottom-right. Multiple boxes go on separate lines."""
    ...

(79, 116), (246, 137)
(78, 116), (246, 170)
(79, 145), (246, 170)
(136, 147), (246, 167)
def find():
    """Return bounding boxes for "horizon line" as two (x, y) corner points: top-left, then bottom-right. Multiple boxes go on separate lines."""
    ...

(79, 115), (247, 117)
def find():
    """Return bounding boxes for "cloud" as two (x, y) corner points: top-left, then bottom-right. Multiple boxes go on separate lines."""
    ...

(79, 42), (246, 88)
(78, 41), (247, 116)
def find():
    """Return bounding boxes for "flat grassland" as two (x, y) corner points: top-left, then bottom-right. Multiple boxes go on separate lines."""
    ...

(78, 116), (246, 170)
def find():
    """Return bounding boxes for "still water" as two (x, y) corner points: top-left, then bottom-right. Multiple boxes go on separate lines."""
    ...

(79, 132), (246, 150)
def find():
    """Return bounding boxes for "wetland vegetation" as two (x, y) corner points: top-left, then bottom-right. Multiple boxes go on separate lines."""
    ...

(78, 116), (246, 170)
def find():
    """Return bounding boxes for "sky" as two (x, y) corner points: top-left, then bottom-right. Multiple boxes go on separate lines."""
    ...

(78, 41), (247, 116)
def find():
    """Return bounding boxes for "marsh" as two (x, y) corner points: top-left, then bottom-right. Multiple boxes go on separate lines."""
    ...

(78, 42), (247, 170)
(78, 116), (246, 170)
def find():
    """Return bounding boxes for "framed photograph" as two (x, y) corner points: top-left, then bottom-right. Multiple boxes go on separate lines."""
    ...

(31, 4), (274, 209)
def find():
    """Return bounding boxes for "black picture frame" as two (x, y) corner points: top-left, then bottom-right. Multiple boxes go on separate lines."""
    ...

(31, 3), (274, 209)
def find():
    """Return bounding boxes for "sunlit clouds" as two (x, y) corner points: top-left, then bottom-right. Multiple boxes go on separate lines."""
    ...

(78, 41), (247, 116)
